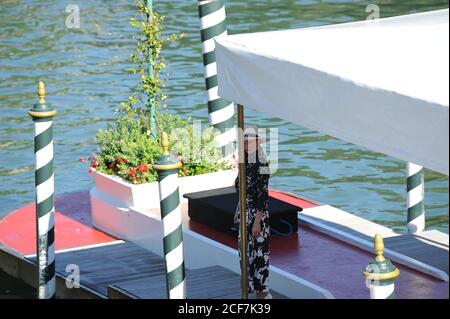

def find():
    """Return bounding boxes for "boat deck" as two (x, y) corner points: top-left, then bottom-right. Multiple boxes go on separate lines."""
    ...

(384, 232), (449, 275)
(26, 241), (286, 299)
(149, 189), (448, 298)
(298, 205), (449, 280)
(0, 190), (448, 299)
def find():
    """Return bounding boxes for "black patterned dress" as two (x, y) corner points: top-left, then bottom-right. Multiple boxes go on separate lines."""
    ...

(235, 151), (270, 293)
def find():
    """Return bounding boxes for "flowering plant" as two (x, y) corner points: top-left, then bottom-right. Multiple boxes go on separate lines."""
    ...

(82, 115), (230, 184)
(81, 1), (230, 184)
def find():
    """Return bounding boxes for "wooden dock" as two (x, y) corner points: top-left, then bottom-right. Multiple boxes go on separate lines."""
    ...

(26, 241), (286, 299)
(299, 205), (449, 281)
(384, 231), (449, 275)
(1, 190), (447, 299)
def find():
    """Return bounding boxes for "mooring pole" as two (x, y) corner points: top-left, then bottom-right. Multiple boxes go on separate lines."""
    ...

(237, 104), (248, 299)
(198, 0), (236, 158)
(406, 162), (425, 233)
(146, 0), (156, 139)
(364, 234), (400, 299)
(28, 81), (56, 299)
(154, 133), (186, 299)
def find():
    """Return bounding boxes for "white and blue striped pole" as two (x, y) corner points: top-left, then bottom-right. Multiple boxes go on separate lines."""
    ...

(28, 81), (56, 299)
(407, 162), (425, 233)
(154, 132), (186, 299)
(198, 0), (236, 158)
(364, 234), (400, 299)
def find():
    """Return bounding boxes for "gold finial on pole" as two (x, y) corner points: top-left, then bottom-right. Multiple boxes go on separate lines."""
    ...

(38, 81), (46, 105)
(374, 234), (385, 262)
(161, 132), (169, 155)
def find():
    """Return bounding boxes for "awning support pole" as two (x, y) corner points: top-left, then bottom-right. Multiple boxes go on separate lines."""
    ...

(406, 162), (425, 233)
(237, 104), (248, 299)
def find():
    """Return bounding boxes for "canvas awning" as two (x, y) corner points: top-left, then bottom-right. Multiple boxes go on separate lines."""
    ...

(215, 9), (449, 175)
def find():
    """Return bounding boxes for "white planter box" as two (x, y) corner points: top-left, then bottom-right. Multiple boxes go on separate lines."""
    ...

(91, 169), (237, 210)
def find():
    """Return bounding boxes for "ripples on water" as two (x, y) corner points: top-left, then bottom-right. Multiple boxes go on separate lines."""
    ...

(0, 0), (448, 234)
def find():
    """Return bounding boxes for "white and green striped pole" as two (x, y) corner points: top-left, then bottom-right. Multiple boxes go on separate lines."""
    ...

(154, 133), (186, 299)
(198, 0), (236, 158)
(407, 162), (425, 233)
(364, 234), (400, 299)
(28, 81), (56, 299)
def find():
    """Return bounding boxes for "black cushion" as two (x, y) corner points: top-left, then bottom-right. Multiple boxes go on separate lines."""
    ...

(184, 187), (301, 237)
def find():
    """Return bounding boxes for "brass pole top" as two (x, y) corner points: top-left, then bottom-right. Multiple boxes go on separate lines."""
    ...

(153, 132), (182, 171)
(374, 234), (385, 262)
(161, 132), (169, 155)
(38, 81), (46, 104)
(363, 233), (400, 281)
(29, 81), (56, 118)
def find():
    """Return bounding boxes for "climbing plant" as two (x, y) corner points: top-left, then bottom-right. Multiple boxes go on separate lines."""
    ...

(119, 0), (184, 134)
(82, 0), (231, 184)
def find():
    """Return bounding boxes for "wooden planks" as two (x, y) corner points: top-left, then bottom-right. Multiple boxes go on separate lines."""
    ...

(384, 232), (449, 275)
(27, 241), (287, 299)
(415, 230), (449, 247)
(299, 205), (449, 279)
(109, 266), (287, 299)
(27, 242), (167, 296)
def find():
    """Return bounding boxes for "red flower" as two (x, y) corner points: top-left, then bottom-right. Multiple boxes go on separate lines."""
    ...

(116, 157), (124, 164)
(88, 156), (95, 161)
(137, 164), (149, 172)
(90, 161), (99, 168)
(79, 156), (84, 162)
(129, 168), (136, 176)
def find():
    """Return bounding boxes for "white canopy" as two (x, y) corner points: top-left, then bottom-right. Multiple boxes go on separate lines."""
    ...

(215, 9), (449, 175)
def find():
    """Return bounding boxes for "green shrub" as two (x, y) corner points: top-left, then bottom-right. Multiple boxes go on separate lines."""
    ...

(84, 114), (230, 184)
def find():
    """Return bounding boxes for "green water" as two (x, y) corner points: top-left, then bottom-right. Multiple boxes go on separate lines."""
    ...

(0, 1), (448, 231)
(0, 0), (448, 299)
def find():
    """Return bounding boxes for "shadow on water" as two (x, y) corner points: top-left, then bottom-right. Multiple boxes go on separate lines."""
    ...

(0, 270), (35, 299)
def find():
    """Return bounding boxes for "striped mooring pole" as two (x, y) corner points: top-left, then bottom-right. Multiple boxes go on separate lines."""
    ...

(154, 132), (186, 299)
(198, 0), (236, 158)
(364, 234), (400, 299)
(28, 81), (56, 299)
(407, 162), (425, 233)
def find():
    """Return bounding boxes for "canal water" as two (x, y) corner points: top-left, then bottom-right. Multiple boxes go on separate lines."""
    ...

(0, 0), (448, 244)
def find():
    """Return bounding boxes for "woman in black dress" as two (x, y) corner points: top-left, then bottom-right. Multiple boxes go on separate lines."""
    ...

(234, 133), (272, 299)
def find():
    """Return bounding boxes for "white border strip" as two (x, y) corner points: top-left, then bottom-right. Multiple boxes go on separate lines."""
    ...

(24, 240), (125, 259)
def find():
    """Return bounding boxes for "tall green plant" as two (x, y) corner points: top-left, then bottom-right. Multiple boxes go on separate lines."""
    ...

(120, 0), (183, 135)
(82, 1), (231, 184)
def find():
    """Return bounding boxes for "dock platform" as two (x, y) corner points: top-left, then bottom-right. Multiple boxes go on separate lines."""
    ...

(27, 241), (287, 299)
(298, 204), (449, 281)
(0, 190), (448, 299)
